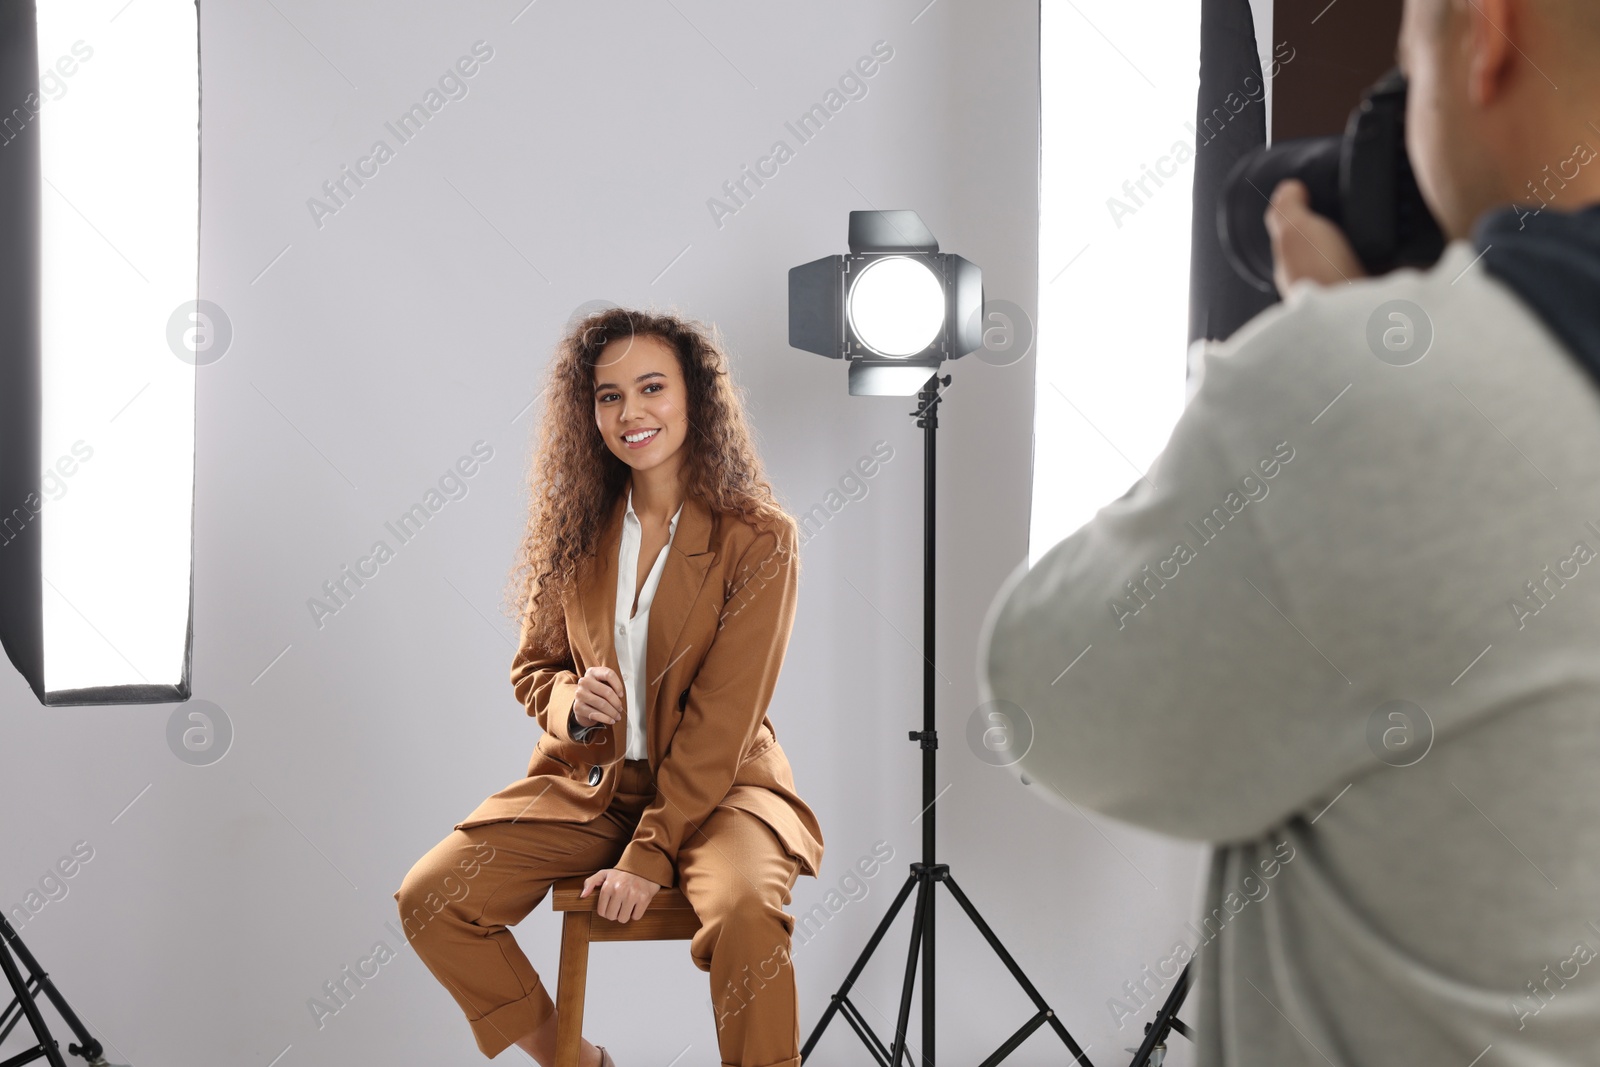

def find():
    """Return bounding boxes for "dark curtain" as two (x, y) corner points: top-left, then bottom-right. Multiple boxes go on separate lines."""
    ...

(1188, 0), (1276, 345)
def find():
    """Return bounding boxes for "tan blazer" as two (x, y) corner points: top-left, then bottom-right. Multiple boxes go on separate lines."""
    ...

(456, 490), (825, 887)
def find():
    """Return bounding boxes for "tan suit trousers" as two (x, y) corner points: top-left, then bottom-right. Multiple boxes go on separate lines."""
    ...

(394, 758), (804, 1067)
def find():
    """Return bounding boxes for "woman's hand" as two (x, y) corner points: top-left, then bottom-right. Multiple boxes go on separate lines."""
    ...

(573, 666), (626, 730)
(581, 867), (660, 923)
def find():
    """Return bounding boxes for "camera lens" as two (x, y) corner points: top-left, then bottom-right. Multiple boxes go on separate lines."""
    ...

(1219, 137), (1344, 292)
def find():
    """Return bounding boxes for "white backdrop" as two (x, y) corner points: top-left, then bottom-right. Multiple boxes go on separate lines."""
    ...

(0, 1), (1222, 1064)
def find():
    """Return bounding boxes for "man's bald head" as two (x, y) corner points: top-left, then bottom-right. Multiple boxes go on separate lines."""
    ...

(1426, 0), (1583, 26)
(1401, 0), (1600, 238)
(1527, 0), (1600, 41)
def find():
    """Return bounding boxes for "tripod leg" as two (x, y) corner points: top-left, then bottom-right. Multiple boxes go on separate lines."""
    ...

(0, 917), (103, 1066)
(802, 871), (921, 1063)
(939, 873), (1094, 1066)
(0, 925), (70, 1067)
(836, 996), (897, 1065)
(922, 876), (935, 1067)
(1128, 964), (1190, 1067)
(889, 874), (932, 1067)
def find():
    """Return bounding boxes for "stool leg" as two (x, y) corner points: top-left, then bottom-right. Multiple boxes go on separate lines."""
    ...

(555, 912), (592, 1067)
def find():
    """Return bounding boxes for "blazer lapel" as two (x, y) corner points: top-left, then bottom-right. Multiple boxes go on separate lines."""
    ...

(644, 494), (715, 755)
(574, 489), (717, 764)
(576, 492), (627, 684)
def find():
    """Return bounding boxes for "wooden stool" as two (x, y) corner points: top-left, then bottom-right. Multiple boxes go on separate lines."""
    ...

(550, 875), (703, 1067)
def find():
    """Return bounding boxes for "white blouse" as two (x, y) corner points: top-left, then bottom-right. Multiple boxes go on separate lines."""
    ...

(574, 487), (683, 757)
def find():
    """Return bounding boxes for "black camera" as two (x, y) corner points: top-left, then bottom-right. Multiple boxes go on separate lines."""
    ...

(1219, 68), (1446, 292)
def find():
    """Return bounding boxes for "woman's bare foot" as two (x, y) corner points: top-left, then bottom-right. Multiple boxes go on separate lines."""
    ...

(514, 1009), (603, 1067)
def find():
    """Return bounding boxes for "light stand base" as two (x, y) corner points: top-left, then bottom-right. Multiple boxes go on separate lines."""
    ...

(0, 915), (111, 1067)
(802, 859), (1093, 1067)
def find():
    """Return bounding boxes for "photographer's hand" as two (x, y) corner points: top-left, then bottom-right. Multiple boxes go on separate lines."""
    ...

(1265, 179), (1366, 293)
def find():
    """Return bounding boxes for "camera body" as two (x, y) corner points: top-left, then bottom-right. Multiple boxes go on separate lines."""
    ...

(1219, 68), (1446, 292)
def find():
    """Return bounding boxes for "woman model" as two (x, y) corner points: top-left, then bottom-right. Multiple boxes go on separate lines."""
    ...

(396, 307), (826, 1067)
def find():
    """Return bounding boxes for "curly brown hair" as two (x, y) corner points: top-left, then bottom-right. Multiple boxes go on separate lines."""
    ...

(502, 305), (796, 655)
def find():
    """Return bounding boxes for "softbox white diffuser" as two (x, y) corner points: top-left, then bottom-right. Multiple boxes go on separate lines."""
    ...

(0, 0), (199, 705)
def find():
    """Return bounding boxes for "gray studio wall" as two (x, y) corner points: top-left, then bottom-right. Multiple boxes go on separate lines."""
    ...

(0, 1), (1212, 1064)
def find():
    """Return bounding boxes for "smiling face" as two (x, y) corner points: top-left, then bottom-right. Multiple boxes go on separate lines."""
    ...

(593, 331), (691, 479)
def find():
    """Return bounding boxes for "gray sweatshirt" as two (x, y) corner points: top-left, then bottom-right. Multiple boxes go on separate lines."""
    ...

(977, 232), (1600, 1065)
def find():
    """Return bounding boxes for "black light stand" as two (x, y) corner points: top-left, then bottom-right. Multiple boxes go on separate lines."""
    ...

(0, 915), (109, 1067)
(1125, 964), (1193, 1067)
(800, 373), (1094, 1067)
(791, 208), (1191, 1066)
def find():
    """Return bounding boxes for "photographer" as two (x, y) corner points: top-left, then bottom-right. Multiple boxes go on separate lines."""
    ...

(979, 0), (1600, 1063)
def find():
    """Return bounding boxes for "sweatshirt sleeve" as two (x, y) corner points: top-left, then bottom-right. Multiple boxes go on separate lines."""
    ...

(614, 521), (800, 887)
(977, 322), (1362, 843)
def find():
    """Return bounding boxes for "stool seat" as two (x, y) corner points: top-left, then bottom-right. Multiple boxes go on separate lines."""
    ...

(550, 875), (703, 1066)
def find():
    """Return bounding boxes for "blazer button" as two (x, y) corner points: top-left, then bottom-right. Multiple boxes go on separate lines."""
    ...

(588, 765), (602, 786)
